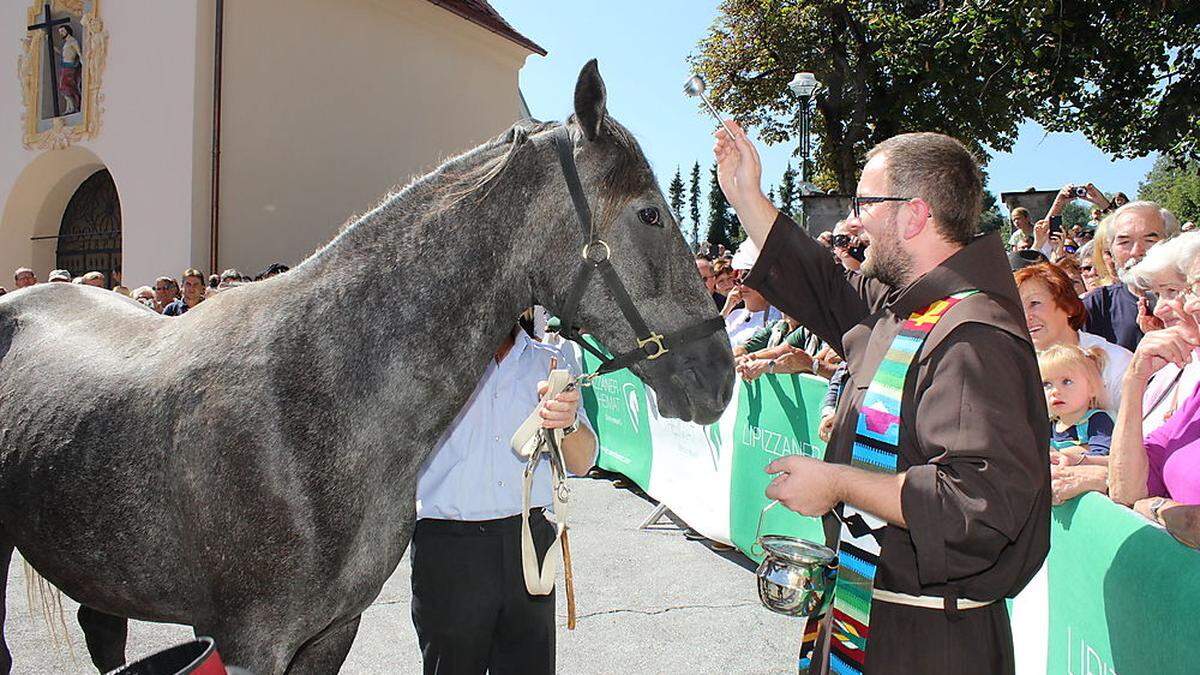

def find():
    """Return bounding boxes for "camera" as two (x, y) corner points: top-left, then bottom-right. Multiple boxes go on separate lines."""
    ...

(1072, 186), (1089, 199)
(832, 234), (852, 248)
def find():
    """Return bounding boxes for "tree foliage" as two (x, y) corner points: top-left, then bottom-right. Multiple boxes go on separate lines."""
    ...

(691, 1), (1199, 194)
(689, 162), (703, 250)
(1139, 157), (1200, 225)
(668, 166), (687, 240)
(707, 163), (737, 249)
(981, 190), (1005, 235)
(778, 164), (798, 217)
(1062, 202), (1091, 232)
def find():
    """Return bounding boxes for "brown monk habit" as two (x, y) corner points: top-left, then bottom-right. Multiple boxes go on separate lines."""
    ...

(743, 213), (1052, 674)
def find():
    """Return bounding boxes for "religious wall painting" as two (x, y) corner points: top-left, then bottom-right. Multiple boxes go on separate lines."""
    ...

(18, 0), (107, 151)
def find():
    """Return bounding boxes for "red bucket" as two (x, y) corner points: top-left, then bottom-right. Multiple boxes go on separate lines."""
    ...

(105, 636), (228, 675)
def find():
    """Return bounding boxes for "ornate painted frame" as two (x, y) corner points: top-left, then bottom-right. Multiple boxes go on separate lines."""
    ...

(17, 0), (108, 150)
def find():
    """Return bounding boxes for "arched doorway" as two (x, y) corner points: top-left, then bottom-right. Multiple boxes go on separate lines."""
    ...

(56, 168), (121, 287)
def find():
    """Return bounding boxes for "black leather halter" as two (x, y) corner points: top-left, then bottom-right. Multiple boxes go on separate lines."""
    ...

(549, 126), (725, 380)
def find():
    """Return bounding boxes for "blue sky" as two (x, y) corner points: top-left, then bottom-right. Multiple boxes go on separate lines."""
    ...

(491, 0), (1157, 218)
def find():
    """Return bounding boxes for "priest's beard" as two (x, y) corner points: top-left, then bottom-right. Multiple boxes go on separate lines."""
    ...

(860, 223), (914, 288)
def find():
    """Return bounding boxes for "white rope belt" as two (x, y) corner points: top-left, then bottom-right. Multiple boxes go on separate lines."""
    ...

(872, 589), (994, 611)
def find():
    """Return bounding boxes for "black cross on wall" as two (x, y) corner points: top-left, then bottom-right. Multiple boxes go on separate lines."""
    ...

(27, 3), (72, 119)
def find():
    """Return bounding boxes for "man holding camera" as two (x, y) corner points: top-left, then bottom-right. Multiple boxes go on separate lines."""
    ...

(715, 122), (1049, 674)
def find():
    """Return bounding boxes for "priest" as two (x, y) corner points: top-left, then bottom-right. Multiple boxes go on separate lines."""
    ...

(715, 122), (1050, 674)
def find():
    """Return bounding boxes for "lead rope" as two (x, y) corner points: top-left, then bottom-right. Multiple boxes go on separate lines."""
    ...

(511, 367), (578, 628)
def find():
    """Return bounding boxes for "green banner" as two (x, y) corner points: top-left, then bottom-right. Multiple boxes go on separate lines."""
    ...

(1046, 493), (1200, 675)
(728, 373), (829, 562)
(577, 338), (654, 490)
(574, 335), (1200, 672)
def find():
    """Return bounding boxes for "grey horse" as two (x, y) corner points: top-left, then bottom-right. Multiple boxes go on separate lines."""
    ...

(0, 60), (734, 673)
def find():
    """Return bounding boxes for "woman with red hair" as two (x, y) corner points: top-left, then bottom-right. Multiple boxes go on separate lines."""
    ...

(1015, 263), (1133, 409)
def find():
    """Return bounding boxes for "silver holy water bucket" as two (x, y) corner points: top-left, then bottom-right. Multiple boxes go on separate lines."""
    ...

(754, 501), (837, 617)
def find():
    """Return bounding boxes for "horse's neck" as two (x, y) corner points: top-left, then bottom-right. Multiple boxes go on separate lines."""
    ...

(278, 168), (545, 474)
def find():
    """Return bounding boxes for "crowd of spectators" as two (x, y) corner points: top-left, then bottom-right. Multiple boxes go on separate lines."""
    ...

(7, 190), (1198, 547)
(1, 262), (290, 313)
(697, 186), (1200, 548)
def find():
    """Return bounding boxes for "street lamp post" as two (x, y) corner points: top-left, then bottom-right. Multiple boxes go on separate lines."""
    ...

(788, 72), (819, 184)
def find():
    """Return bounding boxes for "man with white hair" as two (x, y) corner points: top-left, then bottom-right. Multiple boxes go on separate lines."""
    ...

(13, 268), (36, 289)
(1084, 201), (1179, 351)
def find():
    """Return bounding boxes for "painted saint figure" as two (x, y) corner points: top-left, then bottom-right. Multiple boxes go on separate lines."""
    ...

(56, 24), (82, 114)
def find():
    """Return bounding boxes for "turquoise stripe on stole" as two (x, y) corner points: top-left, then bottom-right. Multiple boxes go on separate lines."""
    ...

(830, 652), (864, 675)
(850, 442), (898, 472)
(837, 549), (878, 579)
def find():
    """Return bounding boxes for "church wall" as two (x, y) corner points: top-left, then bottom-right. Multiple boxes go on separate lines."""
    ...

(0, 1), (209, 289)
(216, 0), (534, 275)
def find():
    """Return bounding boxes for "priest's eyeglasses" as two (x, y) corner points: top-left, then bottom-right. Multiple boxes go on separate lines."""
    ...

(851, 196), (912, 219)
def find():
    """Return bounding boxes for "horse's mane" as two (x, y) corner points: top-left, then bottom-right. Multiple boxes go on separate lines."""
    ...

(434, 119), (559, 214)
(304, 116), (656, 268)
(432, 116), (656, 230)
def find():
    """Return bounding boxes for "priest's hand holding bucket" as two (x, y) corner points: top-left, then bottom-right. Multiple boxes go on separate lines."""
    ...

(765, 455), (843, 517)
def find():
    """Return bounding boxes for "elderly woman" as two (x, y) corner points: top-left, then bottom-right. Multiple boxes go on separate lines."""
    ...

(1015, 262), (1132, 408)
(1109, 233), (1200, 524)
(1049, 235), (1200, 508)
(1127, 233), (1200, 433)
(131, 285), (156, 310)
(1076, 241), (1107, 294)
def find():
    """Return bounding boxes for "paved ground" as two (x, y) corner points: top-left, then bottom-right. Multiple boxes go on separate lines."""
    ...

(4, 475), (801, 674)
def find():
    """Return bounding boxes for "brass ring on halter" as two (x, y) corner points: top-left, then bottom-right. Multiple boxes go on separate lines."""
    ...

(636, 332), (669, 360)
(581, 240), (611, 263)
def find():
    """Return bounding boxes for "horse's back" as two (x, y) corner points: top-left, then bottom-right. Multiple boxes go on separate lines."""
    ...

(0, 286), (202, 616)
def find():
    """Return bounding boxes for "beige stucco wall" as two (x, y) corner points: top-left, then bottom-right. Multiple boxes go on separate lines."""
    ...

(0, 0), (535, 290)
(216, 0), (534, 274)
(0, 1), (211, 289)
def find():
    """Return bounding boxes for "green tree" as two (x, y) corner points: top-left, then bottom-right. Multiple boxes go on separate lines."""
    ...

(778, 164), (798, 218)
(1139, 156), (1200, 225)
(689, 162), (703, 249)
(1062, 202), (1091, 232)
(707, 163), (734, 250)
(980, 190), (1005, 235)
(691, 1), (1200, 193)
(668, 166), (686, 240)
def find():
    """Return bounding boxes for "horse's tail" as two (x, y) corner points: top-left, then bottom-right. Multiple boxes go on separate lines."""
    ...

(21, 558), (76, 657)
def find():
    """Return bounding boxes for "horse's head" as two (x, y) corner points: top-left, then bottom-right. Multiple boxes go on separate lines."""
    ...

(529, 60), (735, 424)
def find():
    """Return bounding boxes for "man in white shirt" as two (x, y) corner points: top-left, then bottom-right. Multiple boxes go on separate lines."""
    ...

(412, 324), (596, 675)
(1007, 207), (1033, 250)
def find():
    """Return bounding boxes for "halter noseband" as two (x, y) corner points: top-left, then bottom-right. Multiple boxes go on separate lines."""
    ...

(549, 126), (725, 383)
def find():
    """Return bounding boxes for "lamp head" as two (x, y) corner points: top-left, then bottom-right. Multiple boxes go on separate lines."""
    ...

(788, 72), (818, 98)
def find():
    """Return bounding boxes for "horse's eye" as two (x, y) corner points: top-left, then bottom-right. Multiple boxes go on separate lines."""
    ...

(637, 208), (661, 227)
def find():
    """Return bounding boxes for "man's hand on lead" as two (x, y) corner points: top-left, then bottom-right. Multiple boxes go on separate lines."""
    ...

(536, 380), (580, 430)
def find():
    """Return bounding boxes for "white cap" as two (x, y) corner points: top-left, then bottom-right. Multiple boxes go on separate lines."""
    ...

(731, 239), (760, 271)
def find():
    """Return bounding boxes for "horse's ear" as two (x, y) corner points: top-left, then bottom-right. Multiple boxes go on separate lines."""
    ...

(573, 59), (606, 142)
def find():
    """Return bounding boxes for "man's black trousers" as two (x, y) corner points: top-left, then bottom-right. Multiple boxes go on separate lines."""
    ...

(411, 509), (557, 675)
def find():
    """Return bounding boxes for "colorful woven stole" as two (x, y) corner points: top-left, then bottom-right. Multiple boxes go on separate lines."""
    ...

(799, 290), (977, 675)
